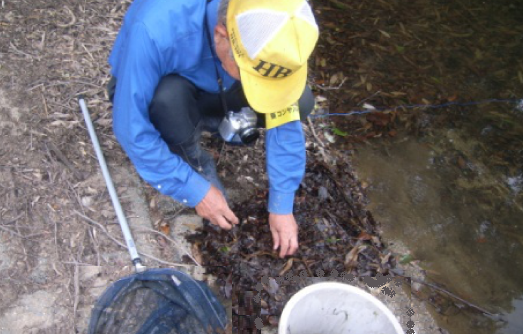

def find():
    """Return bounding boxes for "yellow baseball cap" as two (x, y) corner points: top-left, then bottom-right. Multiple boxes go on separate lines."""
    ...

(226, 0), (319, 113)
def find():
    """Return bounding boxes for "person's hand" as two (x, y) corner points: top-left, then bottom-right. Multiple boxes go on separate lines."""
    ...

(195, 185), (239, 230)
(269, 213), (299, 258)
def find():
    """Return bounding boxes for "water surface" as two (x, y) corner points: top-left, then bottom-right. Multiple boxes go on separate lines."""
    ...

(351, 126), (523, 333)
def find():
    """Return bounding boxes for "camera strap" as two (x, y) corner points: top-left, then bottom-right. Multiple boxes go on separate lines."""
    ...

(203, 6), (229, 115)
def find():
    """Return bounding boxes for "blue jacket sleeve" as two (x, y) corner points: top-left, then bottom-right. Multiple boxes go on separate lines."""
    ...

(112, 23), (210, 207)
(265, 121), (306, 214)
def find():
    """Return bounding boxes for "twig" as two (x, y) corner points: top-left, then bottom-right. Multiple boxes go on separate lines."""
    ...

(216, 142), (227, 167)
(164, 206), (187, 220)
(325, 0), (350, 9)
(74, 210), (192, 268)
(40, 88), (49, 117)
(307, 116), (329, 163)
(0, 225), (24, 238)
(35, 31), (46, 51)
(390, 269), (505, 321)
(314, 78), (347, 91)
(88, 226), (101, 266)
(136, 227), (202, 267)
(47, 101), (76, 111)
(56, 6), (77, 28)
(45, 80), (102, 89)
(52, 261), (63, 277)
(9, 41), (35, 59)
(37, 213), (60, 260)
(0, 225), (49, 239)
(241, 251), (278, 261)
(62, 261), (97, 266)
(27, 83), (44, 92)
(0, 213), (24, 225)
(54, 218), (59, 259)
(307, 117), (325, 148)
(67, 180), (86, 209)
(80, 42), (95, 62)
(402, 55), (420, 69)
(357, 90), (382, 106)
(316, 161), (360, 217)
(73, 262), (80, 331)
(45, 141), (84, 180)
(293, 258), (314, 277)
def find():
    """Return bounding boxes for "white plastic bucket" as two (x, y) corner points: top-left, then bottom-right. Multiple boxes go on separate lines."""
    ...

(279, 282), (404, 334)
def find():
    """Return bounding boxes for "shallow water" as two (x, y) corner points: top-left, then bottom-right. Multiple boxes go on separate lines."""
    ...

(351, 125), (523, 333)
(319, 0), (523, 331)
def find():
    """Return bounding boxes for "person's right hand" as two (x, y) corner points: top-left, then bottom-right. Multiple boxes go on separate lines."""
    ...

(195, 185), (239, 230)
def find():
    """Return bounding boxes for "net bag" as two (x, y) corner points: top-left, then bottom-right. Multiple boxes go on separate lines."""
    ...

(88, 268), (227, 334)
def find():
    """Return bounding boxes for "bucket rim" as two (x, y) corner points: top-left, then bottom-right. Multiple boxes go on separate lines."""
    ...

(278, 281), (404, 334)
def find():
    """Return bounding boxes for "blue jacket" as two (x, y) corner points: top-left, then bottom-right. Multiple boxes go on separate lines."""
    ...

(109, 0), (305, 214)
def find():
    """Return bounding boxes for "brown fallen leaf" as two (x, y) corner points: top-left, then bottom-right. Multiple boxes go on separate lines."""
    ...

(268, 316), (279, 327)
(344, 243), (366, 269)
(279, 258), (294, 276)
(378, 29), (391, 38)
(390, 91), (407, 97)
(380, 252), (392, 265)
(357, 231), (373, 241)
(457, 156), (467, 169)
(159, 221), (170, 235)
(191, 242), (203, 265)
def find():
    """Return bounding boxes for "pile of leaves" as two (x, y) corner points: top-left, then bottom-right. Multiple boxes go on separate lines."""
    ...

(187, 156), (396, 332)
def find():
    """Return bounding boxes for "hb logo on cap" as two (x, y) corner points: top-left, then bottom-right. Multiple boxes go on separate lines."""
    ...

(227, 0), (319, 113)
(253, 60), (293, 78)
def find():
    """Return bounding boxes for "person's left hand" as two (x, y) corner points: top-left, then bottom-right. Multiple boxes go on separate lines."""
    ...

(269, 213), (299, 258)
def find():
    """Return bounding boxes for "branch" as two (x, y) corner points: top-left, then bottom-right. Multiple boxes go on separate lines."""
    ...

(136, 227), (202, 267)
(74, 210), (193, 268)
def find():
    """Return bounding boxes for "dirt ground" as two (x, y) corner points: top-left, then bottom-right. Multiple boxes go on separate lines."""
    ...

(0, 0), (179, 332)
(0, 0), (452, 333)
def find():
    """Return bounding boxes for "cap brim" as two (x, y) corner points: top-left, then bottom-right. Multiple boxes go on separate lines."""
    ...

(240, 65), (307, 113)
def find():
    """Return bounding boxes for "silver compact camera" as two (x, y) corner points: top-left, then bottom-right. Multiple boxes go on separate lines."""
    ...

(218, 107), (259, 144)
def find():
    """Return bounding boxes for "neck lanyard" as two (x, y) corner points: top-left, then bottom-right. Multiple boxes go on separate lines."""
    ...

(204, 4), (229, 114)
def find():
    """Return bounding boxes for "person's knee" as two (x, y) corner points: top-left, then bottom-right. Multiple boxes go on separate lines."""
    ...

(151, 75), (196, 110)
(149, 75), (201, 147)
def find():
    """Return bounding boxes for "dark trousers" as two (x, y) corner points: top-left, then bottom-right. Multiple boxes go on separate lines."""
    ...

(108, 74), (315, 148)
(108, 75), (314, 195)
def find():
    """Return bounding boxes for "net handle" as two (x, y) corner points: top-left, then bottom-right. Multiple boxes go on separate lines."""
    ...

(78, 96), (146, 273)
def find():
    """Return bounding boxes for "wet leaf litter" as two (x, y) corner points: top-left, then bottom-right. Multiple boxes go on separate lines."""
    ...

(187, 148), (396, 332)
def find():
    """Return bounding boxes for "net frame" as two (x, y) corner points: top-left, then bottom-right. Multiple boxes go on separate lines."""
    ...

(88, 268), (227, 334)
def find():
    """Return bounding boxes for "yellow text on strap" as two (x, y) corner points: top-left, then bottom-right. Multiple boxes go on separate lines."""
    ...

(265, 104), (300, 129)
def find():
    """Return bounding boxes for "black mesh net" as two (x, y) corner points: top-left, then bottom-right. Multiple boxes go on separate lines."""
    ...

(88, 268), (227, 334)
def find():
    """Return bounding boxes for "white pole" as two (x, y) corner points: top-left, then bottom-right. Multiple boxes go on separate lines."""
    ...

(78, 96), (146, 273)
